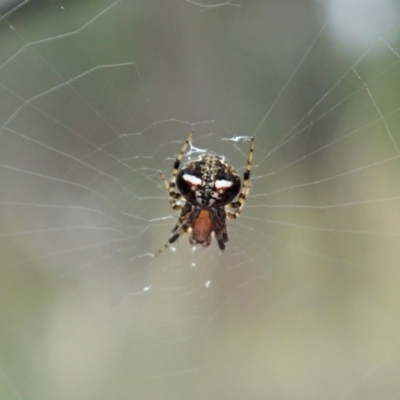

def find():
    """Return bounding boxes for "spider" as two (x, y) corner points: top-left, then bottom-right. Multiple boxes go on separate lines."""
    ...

(154, 131), (254, 256)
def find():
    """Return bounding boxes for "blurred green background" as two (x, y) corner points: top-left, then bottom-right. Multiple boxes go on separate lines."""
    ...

(1, 1), (400, 399)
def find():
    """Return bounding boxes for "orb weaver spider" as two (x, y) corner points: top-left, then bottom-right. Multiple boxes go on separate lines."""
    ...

(155, 131), (254, 256)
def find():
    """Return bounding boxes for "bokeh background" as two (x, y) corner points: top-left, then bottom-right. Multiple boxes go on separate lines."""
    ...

(1, 1), (400, 399)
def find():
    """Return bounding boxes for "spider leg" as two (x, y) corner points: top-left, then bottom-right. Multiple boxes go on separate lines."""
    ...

(159, 171), (184, 210)
(158, 131), (194, 211)
(222, 223), (229, 243)
(168, 131), (194, 206)
(226, 179), (252, 219)
(227, 137), (254, 219)
(170, 131), (194, 178)
(154, 224), (190, 257)
(210, 208), (228, 251)
(171, 203), (192, 233)
(154, 206), (200, 256)
(154, 211), (197, 256)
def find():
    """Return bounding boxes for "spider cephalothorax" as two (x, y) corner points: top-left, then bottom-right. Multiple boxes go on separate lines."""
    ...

(155, 131), (254, 256)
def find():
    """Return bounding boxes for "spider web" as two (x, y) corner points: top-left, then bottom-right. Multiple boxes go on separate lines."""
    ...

(1, 0), (400, 399)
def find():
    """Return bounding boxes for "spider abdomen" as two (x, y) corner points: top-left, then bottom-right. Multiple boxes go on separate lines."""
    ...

(177, 155), (240, 208)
